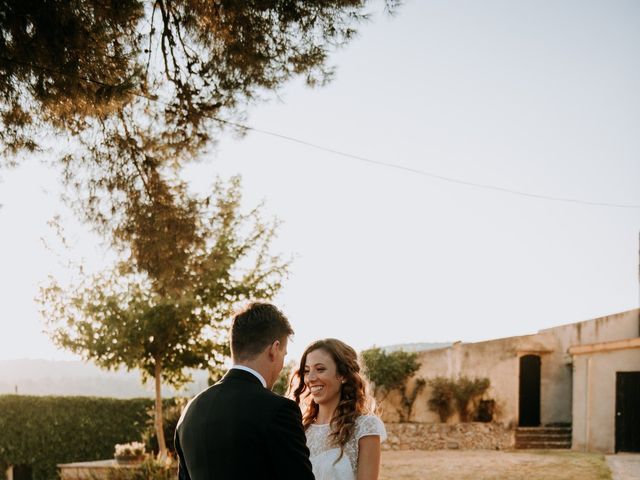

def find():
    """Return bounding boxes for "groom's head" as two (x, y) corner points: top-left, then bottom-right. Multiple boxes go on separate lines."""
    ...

(231, 302), (293, 388)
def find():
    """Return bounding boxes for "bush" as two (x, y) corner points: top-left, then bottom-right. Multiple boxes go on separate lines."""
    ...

(453, 376), (490, 422)
(143, 398), (187, 456)
(427, 377), (455, 422)
(426, 376), (491, 422)
(0, 395), (154, 480)
(360, 348), (421, 399)
(398, 378), (426, 422)
(105, 458), (177, 480)
(272, 361), (295, 396)
(361, 348), (423, 422)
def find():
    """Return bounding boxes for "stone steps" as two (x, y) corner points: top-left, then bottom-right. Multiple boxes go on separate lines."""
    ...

(515, 426), (572, 449)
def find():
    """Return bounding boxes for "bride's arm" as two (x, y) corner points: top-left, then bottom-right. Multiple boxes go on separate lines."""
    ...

(356, 435), (381, 480)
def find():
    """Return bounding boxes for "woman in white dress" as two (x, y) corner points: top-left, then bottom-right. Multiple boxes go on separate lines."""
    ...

(290, 338), (386, 480)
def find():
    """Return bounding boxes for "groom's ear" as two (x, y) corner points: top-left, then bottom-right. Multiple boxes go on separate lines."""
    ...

(268, 339), (280, 359)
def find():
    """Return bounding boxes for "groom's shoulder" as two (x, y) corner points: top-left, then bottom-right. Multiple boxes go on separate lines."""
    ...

(183, 375), (297, 410)
(243, 385), (301, 417)
(258, 390), (303, 425)
(253, 384), (295, 406)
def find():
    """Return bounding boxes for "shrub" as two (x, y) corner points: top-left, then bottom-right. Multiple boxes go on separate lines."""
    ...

(0, 395), (154, 480)
(142, 398), (187, 456)
(272, 361), (295, 396)
(452, 376), (490, 422)
(427, 377), (455, 422)
(360, 348), (421, 399)
(107, 458), (178, 480)
(426, 376), (491, 422)
(105, 458), (177, 480)
(361, 348), (423, 422)
(398, 378), (426, 422)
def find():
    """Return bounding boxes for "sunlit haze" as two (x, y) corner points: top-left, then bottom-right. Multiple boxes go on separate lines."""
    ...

(1, 0), (638, 373)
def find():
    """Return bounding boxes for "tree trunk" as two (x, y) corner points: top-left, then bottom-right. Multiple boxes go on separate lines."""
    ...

(154, 360), (168, 460)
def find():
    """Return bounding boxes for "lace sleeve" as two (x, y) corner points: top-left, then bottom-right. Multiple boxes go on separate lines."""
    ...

(355, 415), (387, 443)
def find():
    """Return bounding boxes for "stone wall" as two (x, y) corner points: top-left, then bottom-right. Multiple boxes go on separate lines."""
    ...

(382, 422), (515, 451)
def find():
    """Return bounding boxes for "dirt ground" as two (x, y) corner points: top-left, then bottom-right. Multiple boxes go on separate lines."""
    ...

(379, 449), (612, 480)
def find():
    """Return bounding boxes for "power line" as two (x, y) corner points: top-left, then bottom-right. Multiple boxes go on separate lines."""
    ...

(2, 54), (640, 210)
(219, 120), (640, 209)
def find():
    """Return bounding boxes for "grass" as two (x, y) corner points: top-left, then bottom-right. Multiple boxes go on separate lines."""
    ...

(379, 449), (612, 480)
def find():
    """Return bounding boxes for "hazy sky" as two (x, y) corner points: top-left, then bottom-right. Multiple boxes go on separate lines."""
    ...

(1, 0), (639, 366)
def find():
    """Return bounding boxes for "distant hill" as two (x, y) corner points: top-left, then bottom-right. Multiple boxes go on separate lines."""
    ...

(0, 359), (209, 398)
(0, 342), (452, 397)
(382, 342), (452, 353)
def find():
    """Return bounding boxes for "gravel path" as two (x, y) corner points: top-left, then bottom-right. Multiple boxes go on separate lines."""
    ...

(380, 450), (611, 480)
(606, 454), (640, 480)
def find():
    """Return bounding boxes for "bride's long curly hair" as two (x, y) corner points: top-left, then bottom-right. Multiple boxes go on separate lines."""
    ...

(290, 338), (376, 455)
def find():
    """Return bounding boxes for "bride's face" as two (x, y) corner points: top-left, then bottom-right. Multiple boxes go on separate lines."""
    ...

(304, 348), (344, 407)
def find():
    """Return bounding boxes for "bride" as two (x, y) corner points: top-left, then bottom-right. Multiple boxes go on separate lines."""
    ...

(290, 338), (386, 480)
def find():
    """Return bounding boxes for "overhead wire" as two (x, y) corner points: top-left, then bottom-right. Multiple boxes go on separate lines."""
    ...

(1, 54), (639, 210)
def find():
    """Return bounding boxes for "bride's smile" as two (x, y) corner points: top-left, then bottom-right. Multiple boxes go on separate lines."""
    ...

(303, 349), (344, 408)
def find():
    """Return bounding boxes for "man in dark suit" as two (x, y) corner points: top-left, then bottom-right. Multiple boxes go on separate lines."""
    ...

(175, 302), (315, 480)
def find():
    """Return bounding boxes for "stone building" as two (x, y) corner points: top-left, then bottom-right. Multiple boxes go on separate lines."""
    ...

(381, 308), (640, 453)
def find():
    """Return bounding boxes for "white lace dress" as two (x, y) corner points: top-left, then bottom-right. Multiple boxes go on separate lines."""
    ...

(305, 415), (387, 480)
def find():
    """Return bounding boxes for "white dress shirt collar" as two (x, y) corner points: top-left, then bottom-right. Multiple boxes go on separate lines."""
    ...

(231, 364), (267, 388)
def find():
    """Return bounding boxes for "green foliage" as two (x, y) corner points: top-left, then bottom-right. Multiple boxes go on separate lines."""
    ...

(426, 376), (491, 422)
(39, 176), (290, 457)
(398, 378), (426, 422)
(0, 1), (400, 259)
(272, 361), (295, 396)
(361, 347), (424, 422)
(41, 177), (288, 385)
(427, 377), (456, 422)
(142, 398), (187, 456)
(361, 348), (421, 398)
(105, 458), (177, 480)
(1, 1), (400, 155)
(0, 395), (153, 480)
(453, 376), (490, 422)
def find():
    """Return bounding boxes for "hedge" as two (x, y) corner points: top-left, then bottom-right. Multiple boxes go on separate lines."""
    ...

(0, 395), (156, 480)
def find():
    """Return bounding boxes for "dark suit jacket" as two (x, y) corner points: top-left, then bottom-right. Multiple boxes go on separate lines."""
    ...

(175, 368), (315, 480)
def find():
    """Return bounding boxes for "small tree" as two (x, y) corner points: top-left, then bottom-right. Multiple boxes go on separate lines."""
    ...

(361, 347), (423, 422)
(427, 377), (455, 422)
(40, 176), (289, 459)
(452, 376), (490, 422)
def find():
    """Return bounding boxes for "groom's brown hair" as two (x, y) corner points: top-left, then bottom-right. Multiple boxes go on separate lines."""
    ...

(231, 302), (293, 361)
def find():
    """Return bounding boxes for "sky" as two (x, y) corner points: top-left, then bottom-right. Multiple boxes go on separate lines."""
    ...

(1, 0), (639, 368)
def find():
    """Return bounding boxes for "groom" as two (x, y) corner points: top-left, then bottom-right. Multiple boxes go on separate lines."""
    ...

(175, 302), (314, 480)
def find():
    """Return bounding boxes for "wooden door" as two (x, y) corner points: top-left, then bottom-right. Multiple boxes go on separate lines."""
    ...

(616, 371), (640, 452)
(519, 355), (541, 426)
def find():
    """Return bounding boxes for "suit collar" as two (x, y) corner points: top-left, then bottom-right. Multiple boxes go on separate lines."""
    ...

(230, 365), (267, 387)
(224, 367), (266, 388)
